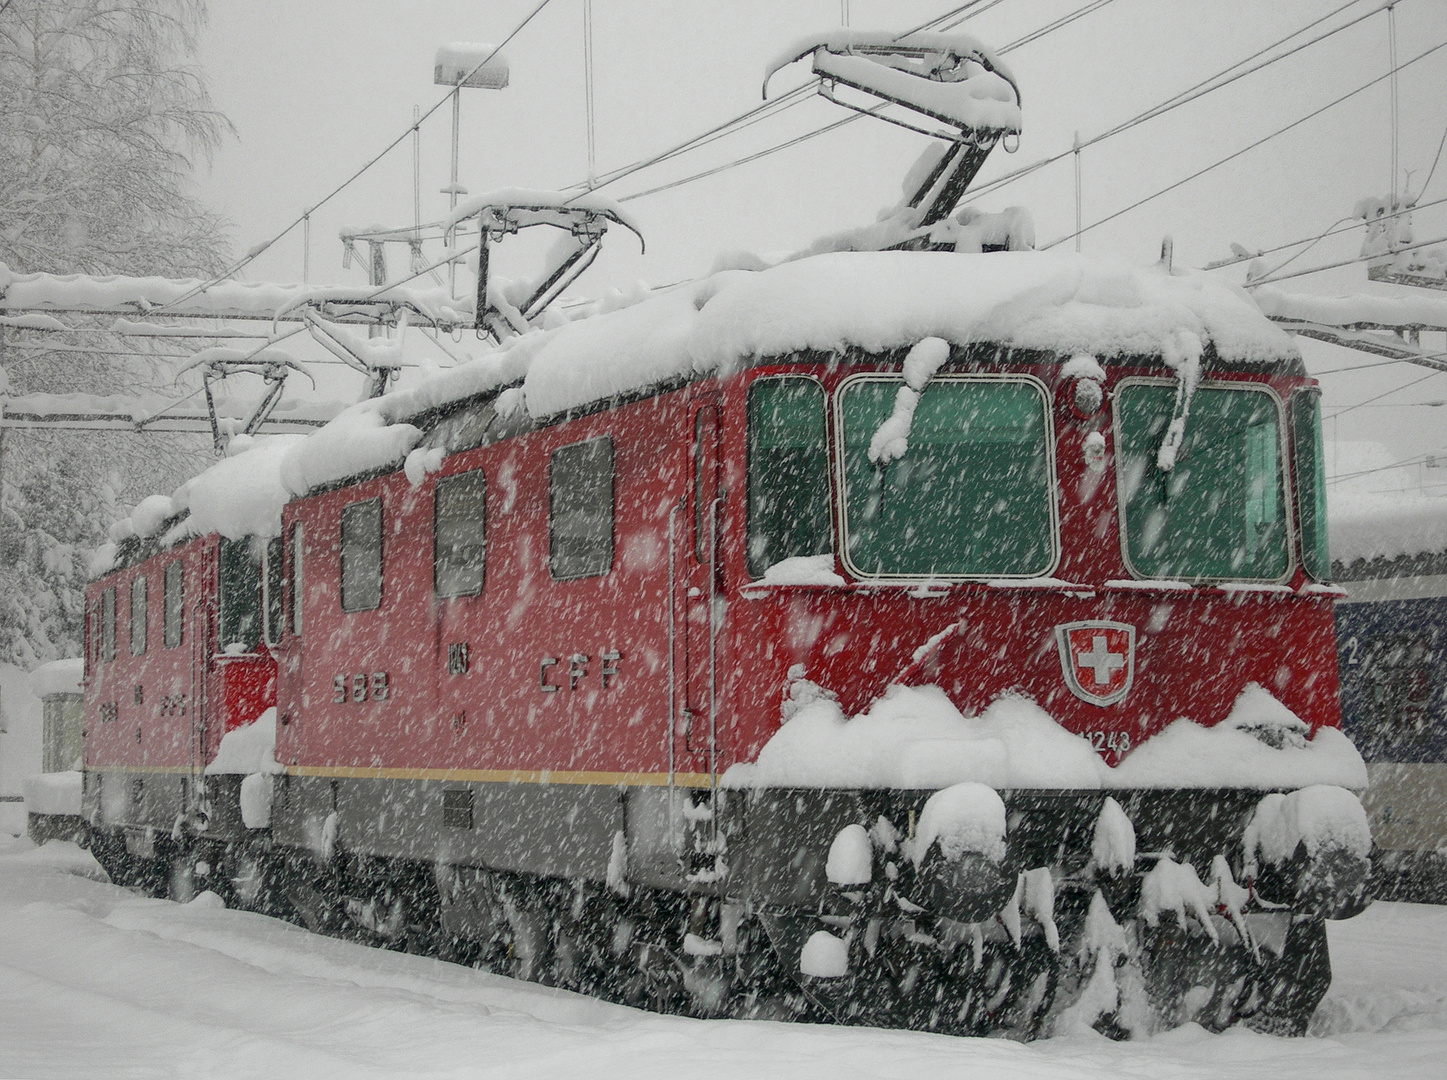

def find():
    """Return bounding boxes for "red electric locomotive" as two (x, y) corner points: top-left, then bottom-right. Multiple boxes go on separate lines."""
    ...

(81, 526), (279, 899)
(68, 251), (1373, 1038)
(62, 31), (1375, 1040)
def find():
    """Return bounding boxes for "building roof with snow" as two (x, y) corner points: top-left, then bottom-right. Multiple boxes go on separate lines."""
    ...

(1331, 493), (1447, 579)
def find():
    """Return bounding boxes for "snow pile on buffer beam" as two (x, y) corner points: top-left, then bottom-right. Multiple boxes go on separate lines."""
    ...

(1330, 492), (1447, 564)
(721, 682), (1366, 791)
(1244, 785), (1373, 870)
(276, 251), (1297, 495)
(205, 708), (283, 777)
(908, 782), (1007, 864)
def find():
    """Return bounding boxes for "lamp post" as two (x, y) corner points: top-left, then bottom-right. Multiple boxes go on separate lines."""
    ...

(433, 43), (509, 296)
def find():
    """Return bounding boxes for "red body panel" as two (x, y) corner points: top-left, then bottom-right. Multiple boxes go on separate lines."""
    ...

(84, 535), (277, 774)
(271, 359), (1340, 783)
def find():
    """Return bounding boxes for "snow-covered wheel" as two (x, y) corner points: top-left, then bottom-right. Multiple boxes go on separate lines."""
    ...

(89, 829), (166, 896)
(1244, 917), (1332, 1037)
(503, 899), (552, 983)
(165, 851), (199, 897)
(223, 844), (275, 911)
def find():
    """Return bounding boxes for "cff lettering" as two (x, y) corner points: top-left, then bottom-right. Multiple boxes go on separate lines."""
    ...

(539, 648), (622, 692)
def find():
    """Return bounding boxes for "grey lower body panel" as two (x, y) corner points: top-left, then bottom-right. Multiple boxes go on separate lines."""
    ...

(272, 774), (638, 884)
(264, 775), (1281, 910)
(82, 770), (254, 846)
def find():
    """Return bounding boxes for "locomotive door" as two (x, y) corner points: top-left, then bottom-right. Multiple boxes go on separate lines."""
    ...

(189, 590), (215, 796)
(682, 397), (721, 771)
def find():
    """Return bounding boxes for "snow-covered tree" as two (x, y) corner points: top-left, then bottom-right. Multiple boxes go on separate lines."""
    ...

(0, 0), (231, 276)
(0, 0), (231, 666)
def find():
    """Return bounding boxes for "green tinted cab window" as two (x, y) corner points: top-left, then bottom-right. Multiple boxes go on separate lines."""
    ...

(839, 377), (1054, 578)
(746, 377), (831, 578)
(219, 538), (262, 650)
(1291, 390), (1330, 580)
(1116, 383), (1288, 580)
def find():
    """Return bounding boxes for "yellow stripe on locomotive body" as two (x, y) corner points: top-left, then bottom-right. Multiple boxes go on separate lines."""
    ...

(282, 765), (715, 787)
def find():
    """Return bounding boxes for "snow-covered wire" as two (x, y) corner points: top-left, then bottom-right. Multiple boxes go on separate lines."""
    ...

(1417, 120), (1447, 197)
(611, 1), (1129, 204)
(1324, 367), (1443, 421)
(932, 0), (1011, 33)
(1246, 230), (1447, 286)
(359, 244), (481, 301)
(1312, 355), (1438, 377)
(580, 83), (818, 196)
(581, 0), (1070, 200)
(618, 112), (867, 204)
(1326, 452), (1444, 483)
(1250, 216), (1355, 280)
(996, 0), (1118, 54)
(969, 0), (1378, 202)
(1202, 193), (1447, 270)
(156, 0), (558, 309)
(1041, 37), (1447, 250)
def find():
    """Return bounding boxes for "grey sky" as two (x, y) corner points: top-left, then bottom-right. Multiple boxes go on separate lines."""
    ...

(193, 0), (1447, 480)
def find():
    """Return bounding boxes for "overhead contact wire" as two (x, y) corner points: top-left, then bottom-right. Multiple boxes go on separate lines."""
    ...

(1041, 38), (1447, 250)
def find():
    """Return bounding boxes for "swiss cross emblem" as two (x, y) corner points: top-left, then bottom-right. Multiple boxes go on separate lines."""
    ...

(1055, 621), (1136, 706)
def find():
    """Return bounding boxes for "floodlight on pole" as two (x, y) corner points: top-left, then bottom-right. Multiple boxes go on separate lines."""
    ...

(434, 43), (509, 295)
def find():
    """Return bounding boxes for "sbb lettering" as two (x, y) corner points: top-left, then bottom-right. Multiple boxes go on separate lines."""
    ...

(333, 672), (390, 703)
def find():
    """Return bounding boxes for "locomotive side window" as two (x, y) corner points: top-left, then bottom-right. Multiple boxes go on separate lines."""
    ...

(1291, 389), (1331, 581)
(163, 561), (183, 648)
(435, 469), (487, 598)
(746, 377), (831, 578)
(290, 522), (304, 635)
(1116, 383), (1288, 581)
(129, 576), (147, 656)
(549, 437), (614, 580)
(838, 376), (1054, 578)
(263, 536), (284, 645)
(340, 498), (383, 612)
(219, 538), (262, 651)
(100, 587), (116, 662)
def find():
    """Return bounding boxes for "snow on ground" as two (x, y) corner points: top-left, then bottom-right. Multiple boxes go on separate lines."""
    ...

(1, 840), (1445, 1078)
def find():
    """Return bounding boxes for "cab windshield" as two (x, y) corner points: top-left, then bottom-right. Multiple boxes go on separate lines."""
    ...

(837, 376), (1054, 578)
(1116, 382), (1288, 581)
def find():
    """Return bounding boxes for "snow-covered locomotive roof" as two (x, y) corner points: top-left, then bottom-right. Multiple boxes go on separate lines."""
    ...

(1331, 493), (1447, 571)
(94, 249), (1300, 568)
(389, 249), (1298, 417)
